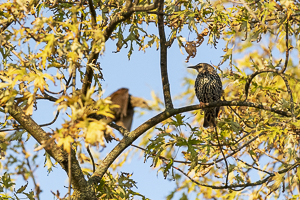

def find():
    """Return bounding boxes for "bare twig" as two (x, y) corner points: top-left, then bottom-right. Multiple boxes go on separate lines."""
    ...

(68, 146), (71, 200)
(256, 148), (288, 165)
(42, 90), (59, 102)
(244, 68), (280, 100)
(171, 161), (300, 190)
(235, 158), (273, 175)
(0, 111), (60, 132)
(21, 141), (41, 200)
(215, 127), (229, 186)
(81, 0), (99, 96)
(0, 16), (14, 33)
(108, 122), (130, 136)
(280, 18), (290, 73)
(240, 0), (262, 25)
(280, 74), (295, 121)
(87, 146), (95, 173)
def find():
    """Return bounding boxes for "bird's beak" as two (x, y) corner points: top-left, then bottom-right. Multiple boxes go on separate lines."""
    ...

(187, 66), (196, 69)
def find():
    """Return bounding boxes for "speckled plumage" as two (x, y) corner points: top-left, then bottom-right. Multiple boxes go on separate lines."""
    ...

(188, 63), (222, 127)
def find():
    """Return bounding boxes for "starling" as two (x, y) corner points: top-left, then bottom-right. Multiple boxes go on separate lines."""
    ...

(188, 63), (222, 128)
(109, 88), (150, 131)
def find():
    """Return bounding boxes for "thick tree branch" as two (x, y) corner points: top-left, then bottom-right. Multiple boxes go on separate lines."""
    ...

(157, 0), (173, 109)
(87, 100), (294, 185)
(81, 0), (98, 96)
(88, 0), (97, 27)
(6, 104), (96, 199)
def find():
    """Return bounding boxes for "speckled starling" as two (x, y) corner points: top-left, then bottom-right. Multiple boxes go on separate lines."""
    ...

(188, 63), (222, 128)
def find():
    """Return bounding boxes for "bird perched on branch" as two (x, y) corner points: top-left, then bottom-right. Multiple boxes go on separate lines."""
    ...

(188, 63), (222, 128)
(109, 88), (150, 131)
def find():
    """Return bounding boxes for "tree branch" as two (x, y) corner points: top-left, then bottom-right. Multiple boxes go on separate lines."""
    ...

(157, 0), (173, 109)
(280, 74), (295, 121)
(82, 0), (159, 96)
(280, 18), (290, 73)
(244, 68), (280, 100)
(87, 100), (294, 185)
(103, 0), (158, 41)
(0, 16), (14, 33)
(87, 0), (97, 27)
(172, 161), (300, 189)
(6, 103), (96, 199)
(81, 0), (99, 96)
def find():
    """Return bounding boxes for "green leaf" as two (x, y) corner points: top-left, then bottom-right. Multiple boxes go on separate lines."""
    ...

(16, 182), (28, 193)
(1, 172), (15, 189)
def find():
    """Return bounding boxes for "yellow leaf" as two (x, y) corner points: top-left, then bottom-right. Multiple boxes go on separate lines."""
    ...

(267, 172), (285, 192)
(297, 167), (300, 181)
(57, 135), (74, 153)
(85, 121), (106, 146)
(45, 153), (53, 171)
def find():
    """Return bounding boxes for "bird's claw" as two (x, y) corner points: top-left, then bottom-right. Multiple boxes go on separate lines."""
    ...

(199, 102), (206, 108)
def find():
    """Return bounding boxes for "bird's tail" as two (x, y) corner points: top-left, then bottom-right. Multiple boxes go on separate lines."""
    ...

(203, 107), (219, 128)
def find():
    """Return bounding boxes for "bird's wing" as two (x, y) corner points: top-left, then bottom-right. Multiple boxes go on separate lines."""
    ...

(116, 108), (134, 132)
(109, 88), (129, 119)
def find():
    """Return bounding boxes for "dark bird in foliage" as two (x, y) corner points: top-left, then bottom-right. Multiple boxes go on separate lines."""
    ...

(89, 88), (150, 132)
(109, 88), (150, 131)
(188, 63), (222, 128)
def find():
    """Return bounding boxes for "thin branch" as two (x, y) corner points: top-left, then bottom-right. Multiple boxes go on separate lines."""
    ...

(157, 0), (173, 109)
(41, 90), (59, 102)
(2, 42), (28, 63)
(81, 0), (99, 97)
(87, 0), (97, 27)
(44, 88), (64, 95)
(108, 122), (130, 136)
(215, 127), (229, 186)
(280, 18), (290, 73)
(39, 111), (60, 127)
(87, 146), (95, 173)
(21, 141), (41, 200)
(0, 16), (14, 33)
(256, 148), (288, 165)
(280, 74), (295, 121)
(172, 161), (300, 189)
(244, 68), (280, 100)
(208, 131), (266, 166)
(235, 158), (273, 175)
(68, 146), (72, 200)
(0, 111), (60, 132)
